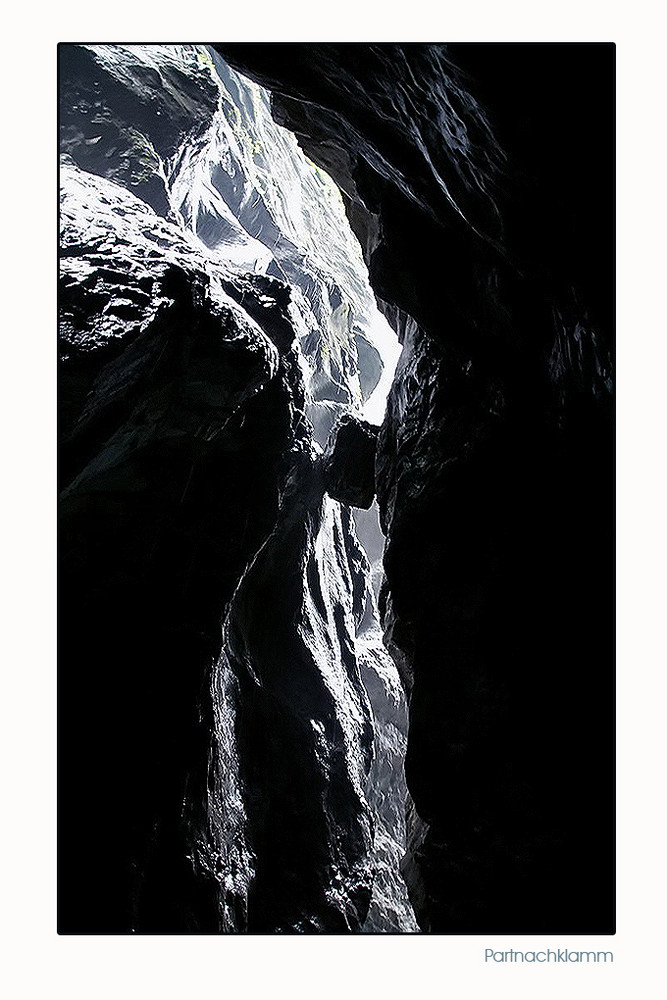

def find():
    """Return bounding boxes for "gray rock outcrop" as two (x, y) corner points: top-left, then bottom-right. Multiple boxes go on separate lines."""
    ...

(58, 44), (413, 934)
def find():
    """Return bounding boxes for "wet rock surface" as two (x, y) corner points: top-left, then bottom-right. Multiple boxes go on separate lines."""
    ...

(59, 167), (308, 931)
(211, 460), (376, 931)
(358, 627), (418, 933)
(60, 41), (614, 935)
(58, 45), (413, 934)
(218, 42), (615, 933)
(60, 44), (219, 218)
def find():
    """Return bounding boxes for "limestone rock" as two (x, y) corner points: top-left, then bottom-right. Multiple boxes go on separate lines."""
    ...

(218, 42), (615, 934)
(58, 44), (412, 934)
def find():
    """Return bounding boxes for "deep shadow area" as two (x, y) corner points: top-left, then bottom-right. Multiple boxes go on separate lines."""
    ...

(216, 42), (615, 933)
(58, 43), (614, 934)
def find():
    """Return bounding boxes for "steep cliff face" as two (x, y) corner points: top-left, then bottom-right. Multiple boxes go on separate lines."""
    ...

(217, 43), (615, 933)
(59, 160), (311, 931)
(59, 45), (414, 933)
(60, 42), (614, 934)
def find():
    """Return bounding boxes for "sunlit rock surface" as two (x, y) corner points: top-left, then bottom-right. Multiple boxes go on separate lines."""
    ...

(61, 39), (614, 935)
(211, 463), (377, 931)
(357, 627), (418, 932)
(60, 44), (400, 430)
(218, 42), (615, 934)
(59, 44), (413, 933)
(59, 165), (310, 932)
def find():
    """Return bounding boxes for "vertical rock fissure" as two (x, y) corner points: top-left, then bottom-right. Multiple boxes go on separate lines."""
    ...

(59, 43), (416, 932)
(209, 42), (614, 935)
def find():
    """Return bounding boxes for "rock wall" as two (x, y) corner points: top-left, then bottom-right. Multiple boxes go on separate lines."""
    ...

(216, 42), (615, 933)
(59, 45), (414, 933)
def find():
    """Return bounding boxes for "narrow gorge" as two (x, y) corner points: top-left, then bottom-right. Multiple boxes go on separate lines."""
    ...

(58, 43), (614, 934)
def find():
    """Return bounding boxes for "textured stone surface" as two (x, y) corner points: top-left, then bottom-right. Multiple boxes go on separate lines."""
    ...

(58, 44), (413, 934)
(358, 627), (418, 933)
(59, 163), (309, 931)
(60, 40), (614, 935)
(218, 42), (615, 933)
(211, 461), (376, 931)
(60, 44), (396, 422)
(60, 44), (219, 217)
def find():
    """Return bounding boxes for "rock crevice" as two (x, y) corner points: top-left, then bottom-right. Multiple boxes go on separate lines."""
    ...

(58, 43), (414, 934)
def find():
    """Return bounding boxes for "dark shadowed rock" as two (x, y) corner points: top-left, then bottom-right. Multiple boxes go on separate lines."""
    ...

(60, 39), (614, 936)
(209, 455), (375, 931)
(59, 45), (413, 934)
(323, 413), (378, 509)
(217, 42), (615, 934)
(59, 159), (310, 932)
